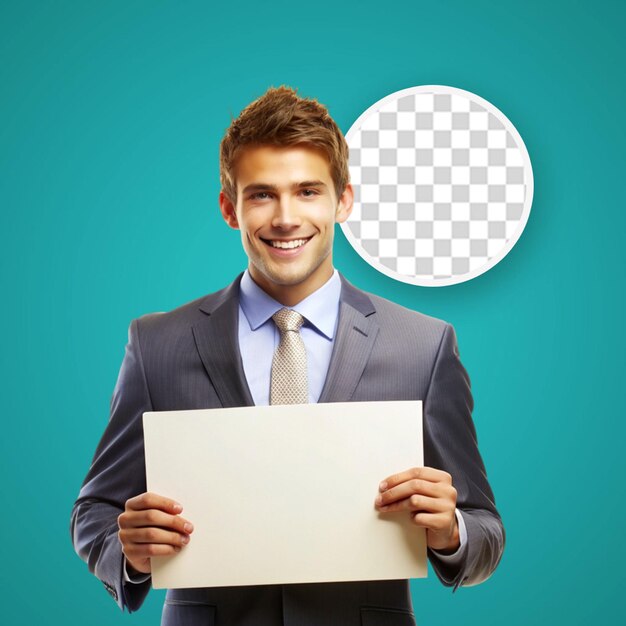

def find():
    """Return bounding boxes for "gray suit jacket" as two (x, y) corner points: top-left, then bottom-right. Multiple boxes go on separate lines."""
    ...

(71, 274), (504, 626)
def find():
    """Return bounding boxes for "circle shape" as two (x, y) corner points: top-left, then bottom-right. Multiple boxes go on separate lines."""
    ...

(341, 85), (534, 286)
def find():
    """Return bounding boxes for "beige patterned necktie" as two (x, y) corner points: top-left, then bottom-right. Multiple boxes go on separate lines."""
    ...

(270, 308), (308, 405)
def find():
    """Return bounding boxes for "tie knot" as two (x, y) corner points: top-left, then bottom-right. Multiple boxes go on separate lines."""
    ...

(272, 308), (304, 333)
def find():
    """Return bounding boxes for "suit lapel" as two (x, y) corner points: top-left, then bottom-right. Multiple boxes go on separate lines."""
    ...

(191, 273), (378, 406)
(318, 275), (379, 403)
(192, 276), (255, 408)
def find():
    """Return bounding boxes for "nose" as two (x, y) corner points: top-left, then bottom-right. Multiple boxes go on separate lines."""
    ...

(271, 195), (302, 230)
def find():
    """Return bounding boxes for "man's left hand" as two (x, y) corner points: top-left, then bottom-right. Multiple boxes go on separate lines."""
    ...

(375, 467), (460, 553)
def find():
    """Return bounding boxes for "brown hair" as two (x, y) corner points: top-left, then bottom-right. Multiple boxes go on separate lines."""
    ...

(220, 86), (349, 203)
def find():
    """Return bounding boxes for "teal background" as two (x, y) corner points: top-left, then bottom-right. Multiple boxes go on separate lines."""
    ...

(1, 1), (624, 624)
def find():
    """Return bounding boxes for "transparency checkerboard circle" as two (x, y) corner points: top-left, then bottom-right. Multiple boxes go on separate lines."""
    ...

(342, 85), (533, 286)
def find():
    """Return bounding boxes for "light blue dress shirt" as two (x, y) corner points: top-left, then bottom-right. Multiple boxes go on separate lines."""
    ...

(238, 269), (341, 406)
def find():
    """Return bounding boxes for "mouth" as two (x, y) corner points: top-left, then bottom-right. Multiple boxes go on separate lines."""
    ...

(261, 236), (313, 250)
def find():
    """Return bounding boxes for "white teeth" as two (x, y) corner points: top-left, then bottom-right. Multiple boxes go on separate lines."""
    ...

(269, 239), (308, 249)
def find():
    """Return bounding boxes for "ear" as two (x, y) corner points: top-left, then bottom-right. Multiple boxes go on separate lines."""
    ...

(335, 183), (354, 224)
(219, 191), (240, 230)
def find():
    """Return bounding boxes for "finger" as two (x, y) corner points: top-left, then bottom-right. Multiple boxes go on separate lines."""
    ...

(124, 542), (182, 559)
(119, 526), (190, 548)
(126, 492), (183, 514)
(376, 494), (443, 514)
(118, 508), (194, 534)
(411, 511), (455, 532)
(379, 467), (452, 491)
(376, 478), (444, 507)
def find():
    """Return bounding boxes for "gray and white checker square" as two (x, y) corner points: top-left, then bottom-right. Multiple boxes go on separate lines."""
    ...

(342, 85), (533, 286)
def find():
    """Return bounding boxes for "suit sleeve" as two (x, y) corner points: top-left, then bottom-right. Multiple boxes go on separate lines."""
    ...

(423, 323), (505, 589)
(70, 318), (152, 612)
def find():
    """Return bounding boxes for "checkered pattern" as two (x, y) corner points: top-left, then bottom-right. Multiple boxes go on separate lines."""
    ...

(344, 88), (531, 284)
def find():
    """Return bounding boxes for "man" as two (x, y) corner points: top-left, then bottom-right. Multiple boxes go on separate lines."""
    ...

(71, 86), (504, 625)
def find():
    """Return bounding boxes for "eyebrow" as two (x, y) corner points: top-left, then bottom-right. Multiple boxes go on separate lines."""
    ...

(241, 180), (328, 194)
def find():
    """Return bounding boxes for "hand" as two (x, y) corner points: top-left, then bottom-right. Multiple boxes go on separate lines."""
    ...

(117, 492), (194, 575)
(375, 467), (459, 553)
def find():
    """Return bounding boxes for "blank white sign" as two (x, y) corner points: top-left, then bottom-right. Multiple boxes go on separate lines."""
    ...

(143, 401), (426, 589)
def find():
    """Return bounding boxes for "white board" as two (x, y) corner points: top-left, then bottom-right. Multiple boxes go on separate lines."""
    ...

(143, 401), (425, 589)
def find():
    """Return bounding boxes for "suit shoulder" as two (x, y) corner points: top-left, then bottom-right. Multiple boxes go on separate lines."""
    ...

(366, 291), (450, 333)
(132, 279), (238, 338)
(346, 285), (456, 371)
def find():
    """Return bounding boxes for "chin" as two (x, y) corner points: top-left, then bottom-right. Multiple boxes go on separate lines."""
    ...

(264, 269), (312, 287)
(250, 250), (332, 293)
(254, 261), (319, 288)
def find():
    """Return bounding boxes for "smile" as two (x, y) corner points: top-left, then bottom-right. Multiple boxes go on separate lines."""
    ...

(263, 237), (312, 249)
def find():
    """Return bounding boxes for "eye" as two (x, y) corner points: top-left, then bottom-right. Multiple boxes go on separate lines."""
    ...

(300, 188), (319, 197)
(249, 191), (272, 201)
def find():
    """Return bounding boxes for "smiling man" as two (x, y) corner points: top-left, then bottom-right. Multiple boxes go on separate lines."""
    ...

(220, 144), (352, 306)
(71, 86), (504, 626)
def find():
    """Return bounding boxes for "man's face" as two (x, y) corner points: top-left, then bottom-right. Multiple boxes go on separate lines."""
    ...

(220, 145), (353, 305)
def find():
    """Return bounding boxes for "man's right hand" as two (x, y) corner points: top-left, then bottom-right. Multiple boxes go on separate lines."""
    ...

(117, 492), (194, 575)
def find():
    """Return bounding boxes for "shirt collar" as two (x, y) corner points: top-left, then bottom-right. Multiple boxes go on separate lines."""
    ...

(239, 269), (341, 340)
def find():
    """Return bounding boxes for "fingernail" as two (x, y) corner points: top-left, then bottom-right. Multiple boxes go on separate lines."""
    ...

(173, 502), (183, 513)
(184, 523), (194, 533)
(379, 481), (387, 491)
(375, 495), (382, 505)
(174, 546), (181, 552)
(181, 535), (190, 545)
